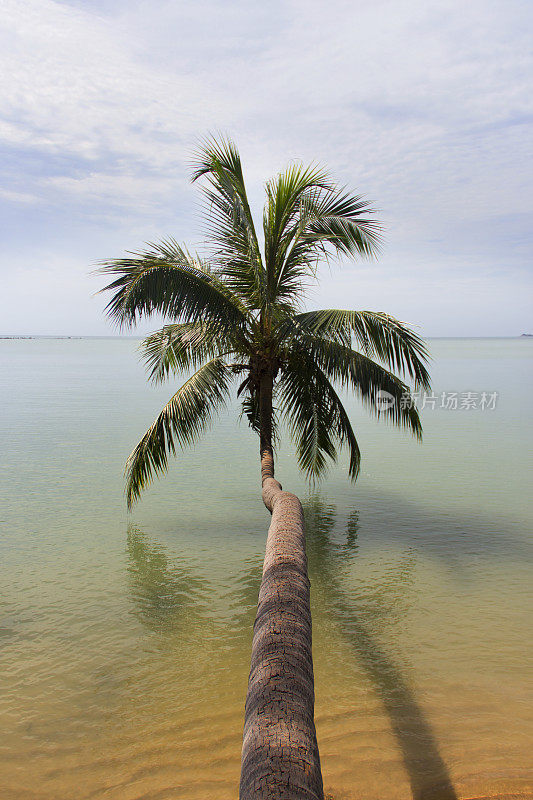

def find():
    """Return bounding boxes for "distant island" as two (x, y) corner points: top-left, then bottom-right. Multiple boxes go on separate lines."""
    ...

(521, 333), (533, 337)
(0, 336), (82, 339)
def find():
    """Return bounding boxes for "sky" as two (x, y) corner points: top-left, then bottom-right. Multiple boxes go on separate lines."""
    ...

(0, 0), (532, 336)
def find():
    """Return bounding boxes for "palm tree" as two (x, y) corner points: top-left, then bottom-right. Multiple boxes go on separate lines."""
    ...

(99, 136), (430, 800)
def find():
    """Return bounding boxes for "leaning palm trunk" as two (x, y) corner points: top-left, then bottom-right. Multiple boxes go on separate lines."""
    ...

(239, 378), (324, 800)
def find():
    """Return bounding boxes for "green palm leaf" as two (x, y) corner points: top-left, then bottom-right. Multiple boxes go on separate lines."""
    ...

(191, 137), (265, 309)
(280, 355), (361, 480)
(300, 187), (381, 258)
(125, 358), (233, 507)
(297, 336), (422, 438)
(98, 239), (248, 330)
(141, 323), (235, 383)
(293, 309), (430, 390)
(261, 167), (381, 309)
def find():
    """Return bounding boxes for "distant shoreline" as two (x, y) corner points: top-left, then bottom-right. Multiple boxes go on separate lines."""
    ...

(1, 335), (531, 341)
(0, 333), (533, 341)
(0, 336), (84, 340)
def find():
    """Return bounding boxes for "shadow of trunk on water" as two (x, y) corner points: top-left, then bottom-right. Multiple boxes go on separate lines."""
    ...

(303, 497), (458, 800)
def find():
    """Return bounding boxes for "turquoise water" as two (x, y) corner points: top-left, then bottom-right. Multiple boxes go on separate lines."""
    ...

(1, 337), (532, 799)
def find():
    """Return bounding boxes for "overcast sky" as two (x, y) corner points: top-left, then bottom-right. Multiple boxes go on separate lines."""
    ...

(1, 0), (531, 336)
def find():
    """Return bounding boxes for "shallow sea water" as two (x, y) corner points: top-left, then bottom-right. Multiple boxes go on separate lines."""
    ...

(1, 337), (532, 799)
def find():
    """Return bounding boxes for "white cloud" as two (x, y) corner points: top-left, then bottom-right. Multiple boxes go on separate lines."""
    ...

(0, 187), (38, 203)
(0, 0), (231, 166)
(0, 0), (531, 334)
(44, 171), (178, 212)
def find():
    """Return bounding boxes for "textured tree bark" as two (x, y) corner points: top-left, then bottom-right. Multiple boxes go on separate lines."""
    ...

(239, 374), (324, 800)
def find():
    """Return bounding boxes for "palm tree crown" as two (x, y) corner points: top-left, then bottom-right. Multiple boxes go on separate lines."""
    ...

(99, 136), (430, 507)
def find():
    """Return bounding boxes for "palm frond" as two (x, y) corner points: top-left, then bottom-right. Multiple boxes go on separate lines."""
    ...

(98, 238), (248, 330)
(141, 323), (235, 383)
(263, 164), (332, 307)
(300, 187), (381, 258)
(262, 166), (381, 309)
(279, 355), (361, 480)
(125, 358), (233, 507)
(263, 163), (331, 261)
(191, 136), (265, 309)
(293, 309), (431, 390)
(287, 336), (422, 438)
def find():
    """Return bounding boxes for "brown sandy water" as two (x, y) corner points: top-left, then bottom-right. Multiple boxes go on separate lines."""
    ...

(1, 337), (531, 799)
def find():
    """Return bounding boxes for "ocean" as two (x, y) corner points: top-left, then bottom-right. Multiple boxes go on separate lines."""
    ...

(1, 336), (531, 799)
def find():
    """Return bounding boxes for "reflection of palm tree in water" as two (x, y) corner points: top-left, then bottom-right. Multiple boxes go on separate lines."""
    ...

(126, 526), (207, 634)
(303, 497), (458, 800)
(126, 526), (263, 649)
